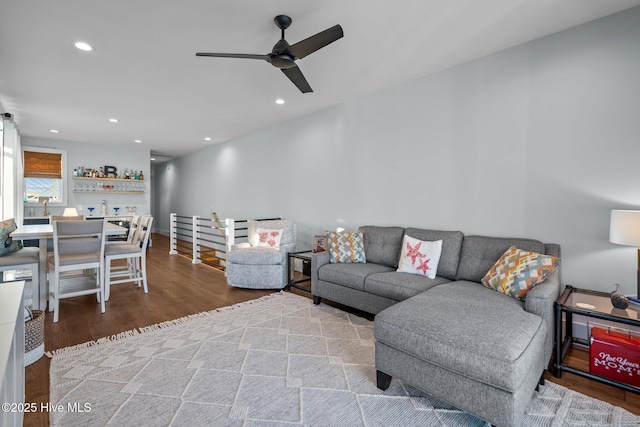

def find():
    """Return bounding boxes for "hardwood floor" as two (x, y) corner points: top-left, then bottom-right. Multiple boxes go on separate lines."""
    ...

(23, 233), (640, 426)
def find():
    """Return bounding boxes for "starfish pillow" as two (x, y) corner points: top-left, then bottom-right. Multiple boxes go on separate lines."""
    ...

(396, 235), (442, 279)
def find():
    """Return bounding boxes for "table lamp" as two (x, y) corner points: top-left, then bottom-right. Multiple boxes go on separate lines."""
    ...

(62, 207), (78, 217)
(609, 210), (640, 297)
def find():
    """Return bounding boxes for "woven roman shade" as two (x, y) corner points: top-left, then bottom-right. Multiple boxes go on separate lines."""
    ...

(24, 151), (62, 179)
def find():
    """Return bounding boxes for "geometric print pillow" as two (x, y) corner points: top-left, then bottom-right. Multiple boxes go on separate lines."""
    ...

(481, 246), (559, 301)
(328, 231), (366, 264)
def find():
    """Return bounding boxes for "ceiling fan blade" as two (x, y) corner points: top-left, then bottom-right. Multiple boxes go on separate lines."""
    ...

(286, 24), (343, 59)
(281, 65), (313, 93)
(196, 52), (271, 62)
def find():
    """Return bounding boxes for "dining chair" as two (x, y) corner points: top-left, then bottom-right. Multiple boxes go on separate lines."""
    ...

(0, 247), (40, 307)
(104, 215), (153, 300)
(107, 215), (140, 245)
(48, 219), (107, 323)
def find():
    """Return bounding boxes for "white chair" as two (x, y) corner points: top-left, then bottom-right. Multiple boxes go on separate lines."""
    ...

(226, 219), (297, 289)
(104, 215), (153, 300)
(48, 219), (107, 323)
(0, 247), (40, 307)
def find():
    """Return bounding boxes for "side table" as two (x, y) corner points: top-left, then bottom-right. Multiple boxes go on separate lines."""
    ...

(287, 251), (313, 292)
(554, 285), (640, 394)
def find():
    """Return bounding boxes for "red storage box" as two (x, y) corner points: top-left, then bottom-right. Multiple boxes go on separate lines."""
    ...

(590, 326), (640, 386)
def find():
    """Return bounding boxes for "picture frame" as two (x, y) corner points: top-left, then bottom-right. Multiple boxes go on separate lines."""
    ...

(313, 235), (328, 253)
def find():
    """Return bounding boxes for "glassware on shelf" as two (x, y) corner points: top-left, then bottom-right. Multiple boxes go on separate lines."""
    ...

(87, 207), (94, 216)
(114, 207), (120, 216)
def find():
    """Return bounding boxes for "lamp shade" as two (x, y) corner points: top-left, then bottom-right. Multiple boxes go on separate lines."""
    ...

(610, 210), (640, 247)
(62, 207), (78, 217)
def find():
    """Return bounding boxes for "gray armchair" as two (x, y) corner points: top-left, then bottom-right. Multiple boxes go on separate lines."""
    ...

(226, 219), (296, 289)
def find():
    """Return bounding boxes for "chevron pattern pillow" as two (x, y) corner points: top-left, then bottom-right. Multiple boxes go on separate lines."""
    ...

(328, 231), (366, 263)
(482, 246), (559, 301)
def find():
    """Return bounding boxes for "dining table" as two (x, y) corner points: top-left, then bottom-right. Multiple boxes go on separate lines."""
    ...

(10, 221), (127, 310)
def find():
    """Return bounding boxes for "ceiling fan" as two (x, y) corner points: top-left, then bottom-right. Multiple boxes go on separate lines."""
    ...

(196, 15), (343, 93)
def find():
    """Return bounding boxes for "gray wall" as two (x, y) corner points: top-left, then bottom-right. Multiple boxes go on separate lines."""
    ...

(154, 7), (640, 295)
(23, 137), (151, 218)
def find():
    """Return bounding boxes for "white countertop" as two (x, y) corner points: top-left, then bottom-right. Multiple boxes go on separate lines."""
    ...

(0, 282), (25, 385)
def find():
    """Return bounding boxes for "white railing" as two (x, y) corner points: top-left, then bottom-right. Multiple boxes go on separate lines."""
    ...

(168, 213), (281, 271)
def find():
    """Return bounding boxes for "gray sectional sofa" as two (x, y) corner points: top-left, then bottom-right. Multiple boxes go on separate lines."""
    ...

(311, 226), (560, 427)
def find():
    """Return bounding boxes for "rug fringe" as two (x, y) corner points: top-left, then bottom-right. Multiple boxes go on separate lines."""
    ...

(45, 329), (139, 358)
(46, 292), (287, 359)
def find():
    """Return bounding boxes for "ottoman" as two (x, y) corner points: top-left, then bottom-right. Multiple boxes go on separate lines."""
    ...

(374, 281), (547, 427)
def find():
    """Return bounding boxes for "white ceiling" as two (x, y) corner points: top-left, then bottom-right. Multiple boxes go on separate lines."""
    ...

(2, 0), (640, 162)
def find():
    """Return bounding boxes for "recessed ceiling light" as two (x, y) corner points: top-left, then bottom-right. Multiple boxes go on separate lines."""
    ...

(275, 99), (285, 105)
(134, 139), (142, 143)
(204, 137), (211, 141)
(150, 157), (156, 161)
(74, 41), (93, 51)
(50, 129), (59, 133)
(108, 118), (118, 123)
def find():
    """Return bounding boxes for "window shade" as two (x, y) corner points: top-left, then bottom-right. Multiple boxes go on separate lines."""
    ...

(23, 151), (62, 179)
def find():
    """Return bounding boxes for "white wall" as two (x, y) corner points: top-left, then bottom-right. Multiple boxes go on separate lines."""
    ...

(154, 7), (640, 295)
(22, 137), (151, 218)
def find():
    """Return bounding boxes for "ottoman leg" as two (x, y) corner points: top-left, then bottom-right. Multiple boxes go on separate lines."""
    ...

(376, 370), (392, 390)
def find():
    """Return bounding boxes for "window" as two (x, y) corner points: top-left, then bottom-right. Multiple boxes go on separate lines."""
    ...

(23, 147), (67, 205)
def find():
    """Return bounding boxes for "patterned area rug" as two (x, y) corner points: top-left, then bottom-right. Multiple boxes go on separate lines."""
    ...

(49, 292), (640, 426)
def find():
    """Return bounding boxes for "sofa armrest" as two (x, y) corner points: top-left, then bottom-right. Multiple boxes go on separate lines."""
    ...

(311, 251), (331, 295)
(230, 242), (252, 251)
(279, 242), (297, 254)
(525, 268), (560, 364)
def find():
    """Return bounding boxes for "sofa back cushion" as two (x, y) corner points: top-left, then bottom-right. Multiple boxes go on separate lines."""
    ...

(404, 228), (464, 280)
(456, 235), (545, 283)
(359, 226), (405, 268)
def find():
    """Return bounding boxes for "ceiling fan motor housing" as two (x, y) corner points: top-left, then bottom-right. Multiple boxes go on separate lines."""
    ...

(271, 54), (296, 69)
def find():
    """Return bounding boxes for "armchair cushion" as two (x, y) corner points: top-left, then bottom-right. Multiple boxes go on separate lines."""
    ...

(227, 246), (285, 265)
(255, 227), (283, 248)
(248, 219), (295, 246)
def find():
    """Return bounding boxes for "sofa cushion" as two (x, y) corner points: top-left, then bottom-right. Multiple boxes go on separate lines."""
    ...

(365, 272), (450, 301)
(374, 281), (545, 392)
(455, 236), (545, 283)
(328, 231), (366, 263)
(360, 226), (405, 268)
(405, 228), (463, 280)
(318, 262), (394, 291)
(396, 235), (442, 279)
(482, 246), (560, 301)
(227, 246), (285, 265)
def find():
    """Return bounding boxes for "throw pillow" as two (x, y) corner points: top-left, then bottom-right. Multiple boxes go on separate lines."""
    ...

(482, 246), (559, 301)
(0, 218), (22, 257)
(396, 235), (442, 279)
(254, 228), (283, 248)
(328, 231), (366, 263)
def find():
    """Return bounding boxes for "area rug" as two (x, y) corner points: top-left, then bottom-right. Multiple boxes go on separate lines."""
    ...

(49, 292), (640, 426)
